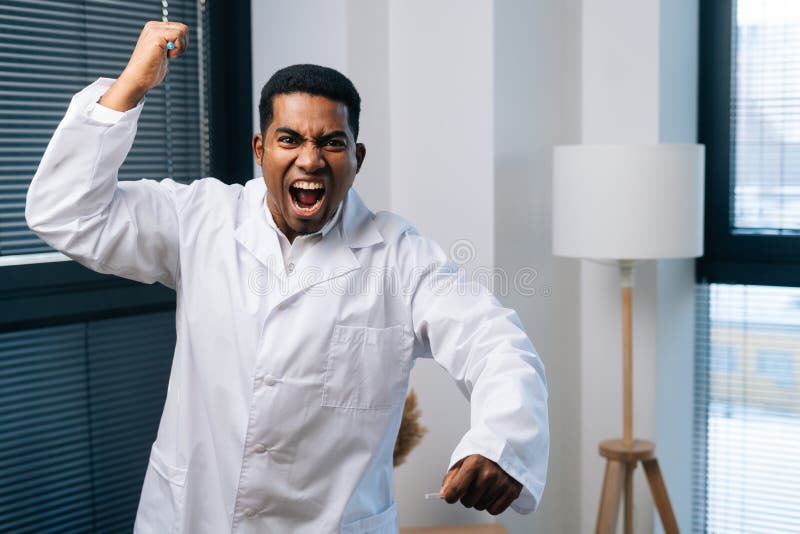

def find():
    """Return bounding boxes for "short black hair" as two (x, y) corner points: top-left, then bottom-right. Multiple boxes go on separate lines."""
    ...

(258, 64), (361, 140)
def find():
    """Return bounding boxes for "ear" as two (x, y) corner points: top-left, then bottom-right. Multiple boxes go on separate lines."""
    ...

(252, 133), (264, 164)
(355, 143), (366, 173)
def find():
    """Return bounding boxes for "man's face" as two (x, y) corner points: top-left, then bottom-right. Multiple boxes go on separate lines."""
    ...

(252, 92), (366, 243)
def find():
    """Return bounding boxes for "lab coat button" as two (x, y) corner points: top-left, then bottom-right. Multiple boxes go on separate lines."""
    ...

(253, 443), (267, 454)
(244, 508), (255, 518)
(263, 375), (277, 386)
(287, 262), (295, 274)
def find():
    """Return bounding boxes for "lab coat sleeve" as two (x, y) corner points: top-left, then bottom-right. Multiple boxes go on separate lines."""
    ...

(26, 78), (184, 289)
(404, 228), (549, 514)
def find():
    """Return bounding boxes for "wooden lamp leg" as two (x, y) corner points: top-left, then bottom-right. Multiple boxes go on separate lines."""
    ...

(643, 459), (679, 534)
(624, 462), (634, 534)
(596, 460), (624, 534)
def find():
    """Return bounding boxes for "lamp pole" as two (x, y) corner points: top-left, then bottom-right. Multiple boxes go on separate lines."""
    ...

(620, 259), (635, 448)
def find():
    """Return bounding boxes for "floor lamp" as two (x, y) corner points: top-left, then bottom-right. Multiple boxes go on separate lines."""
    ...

(552, 144), (705, 534)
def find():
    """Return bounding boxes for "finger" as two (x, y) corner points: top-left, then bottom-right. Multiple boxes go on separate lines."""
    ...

(461, 479), (491, 510)
(164, 27), (189, 59)
(442, 458), (479, 504)
(474, 478), (504, 511)
(166, 43), (179, 59)
(487, 484), (522, 516)
(165, 35), (183, 59)
(441, 468), (467, 503)
(463, 464), (500, 510)
(168, 22), (189, 52)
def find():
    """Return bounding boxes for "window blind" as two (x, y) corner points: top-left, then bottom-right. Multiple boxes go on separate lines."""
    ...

(733, 0), (800, 234)
(0, 311), (176, 531)
(0, 0), (209, 256)
(694, 283), (800, 533)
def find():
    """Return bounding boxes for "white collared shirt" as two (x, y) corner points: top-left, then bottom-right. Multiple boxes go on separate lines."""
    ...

(263, 193), (343, 275)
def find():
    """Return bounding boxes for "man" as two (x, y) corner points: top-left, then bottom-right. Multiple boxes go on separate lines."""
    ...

(26, 21), (548, 533)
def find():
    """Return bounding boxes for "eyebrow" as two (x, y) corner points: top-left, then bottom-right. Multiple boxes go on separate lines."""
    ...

(274, 127), (349, 141)
(320, 130), (348, 140)
(274, 127), (302, 138)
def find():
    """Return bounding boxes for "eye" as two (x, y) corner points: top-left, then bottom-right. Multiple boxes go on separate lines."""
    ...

(325, 138), (346, 149)
(278, 135), (297, 145)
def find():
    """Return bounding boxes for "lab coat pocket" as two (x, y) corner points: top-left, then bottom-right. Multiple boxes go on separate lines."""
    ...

(134, 445), (187, 534)
(322, 324), (407, 411)
(340, 502), (398, 534)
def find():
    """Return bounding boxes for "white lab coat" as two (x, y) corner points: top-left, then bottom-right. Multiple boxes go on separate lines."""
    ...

(26, 79), (549, 534)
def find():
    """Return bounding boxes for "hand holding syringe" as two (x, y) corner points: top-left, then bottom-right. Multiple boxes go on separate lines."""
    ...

(430, 455), (524, 513)
(97, 21), (188, 112)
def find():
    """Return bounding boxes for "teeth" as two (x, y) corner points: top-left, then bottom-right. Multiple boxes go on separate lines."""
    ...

(291, 180), (324, 190)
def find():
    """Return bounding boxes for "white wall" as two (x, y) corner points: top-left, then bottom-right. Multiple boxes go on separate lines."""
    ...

(388, 0), (495, 527)
(346, 0), (391, 212)
(493, 1), (582, 533)
(655, 1), (700, 531)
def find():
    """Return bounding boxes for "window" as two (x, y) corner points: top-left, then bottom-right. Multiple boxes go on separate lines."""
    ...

(696, 1), (800, 532)
(0, 0), (208, 256)
(732, 1), (800, 235)
(0, 0), (253, 259)
(0, 312), (175, 531)
(695, 284), (800, 532)
(0, 0), (252, 530)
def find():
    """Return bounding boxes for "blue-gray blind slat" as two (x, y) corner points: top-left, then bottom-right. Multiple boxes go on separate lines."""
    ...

(0, 0), (209, 256)
(0, 324), (93, 532)
(693, 283), (800, 533)
(0, 311), (176, 532)
(87, 312), (175, 532)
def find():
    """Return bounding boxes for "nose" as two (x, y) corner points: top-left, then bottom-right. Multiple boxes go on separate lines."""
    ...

(295, 141), (325, 173)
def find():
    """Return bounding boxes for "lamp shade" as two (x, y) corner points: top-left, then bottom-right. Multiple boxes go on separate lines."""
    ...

(552, 144), (705, 260)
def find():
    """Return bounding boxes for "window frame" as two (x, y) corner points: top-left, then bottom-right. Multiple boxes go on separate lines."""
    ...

(695, 2), (800, 531)
(697, 0), (800, 288)
(0, 0), (252, 332)
(208, 0), (253, 187)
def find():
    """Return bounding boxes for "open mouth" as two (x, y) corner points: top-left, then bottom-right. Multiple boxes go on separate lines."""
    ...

(288, 180), (326, 217)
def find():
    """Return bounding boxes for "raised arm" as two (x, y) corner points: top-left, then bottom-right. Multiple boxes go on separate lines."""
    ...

(25, 22), (191, 288)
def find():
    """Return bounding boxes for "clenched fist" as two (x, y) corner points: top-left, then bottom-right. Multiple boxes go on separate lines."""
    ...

(440, 454), (523, 515)
(98, 21), (189, 112)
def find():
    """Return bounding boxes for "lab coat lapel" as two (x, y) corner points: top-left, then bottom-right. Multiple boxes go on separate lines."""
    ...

(233, 179), (286, 280)
(341, 188), (384, 250)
